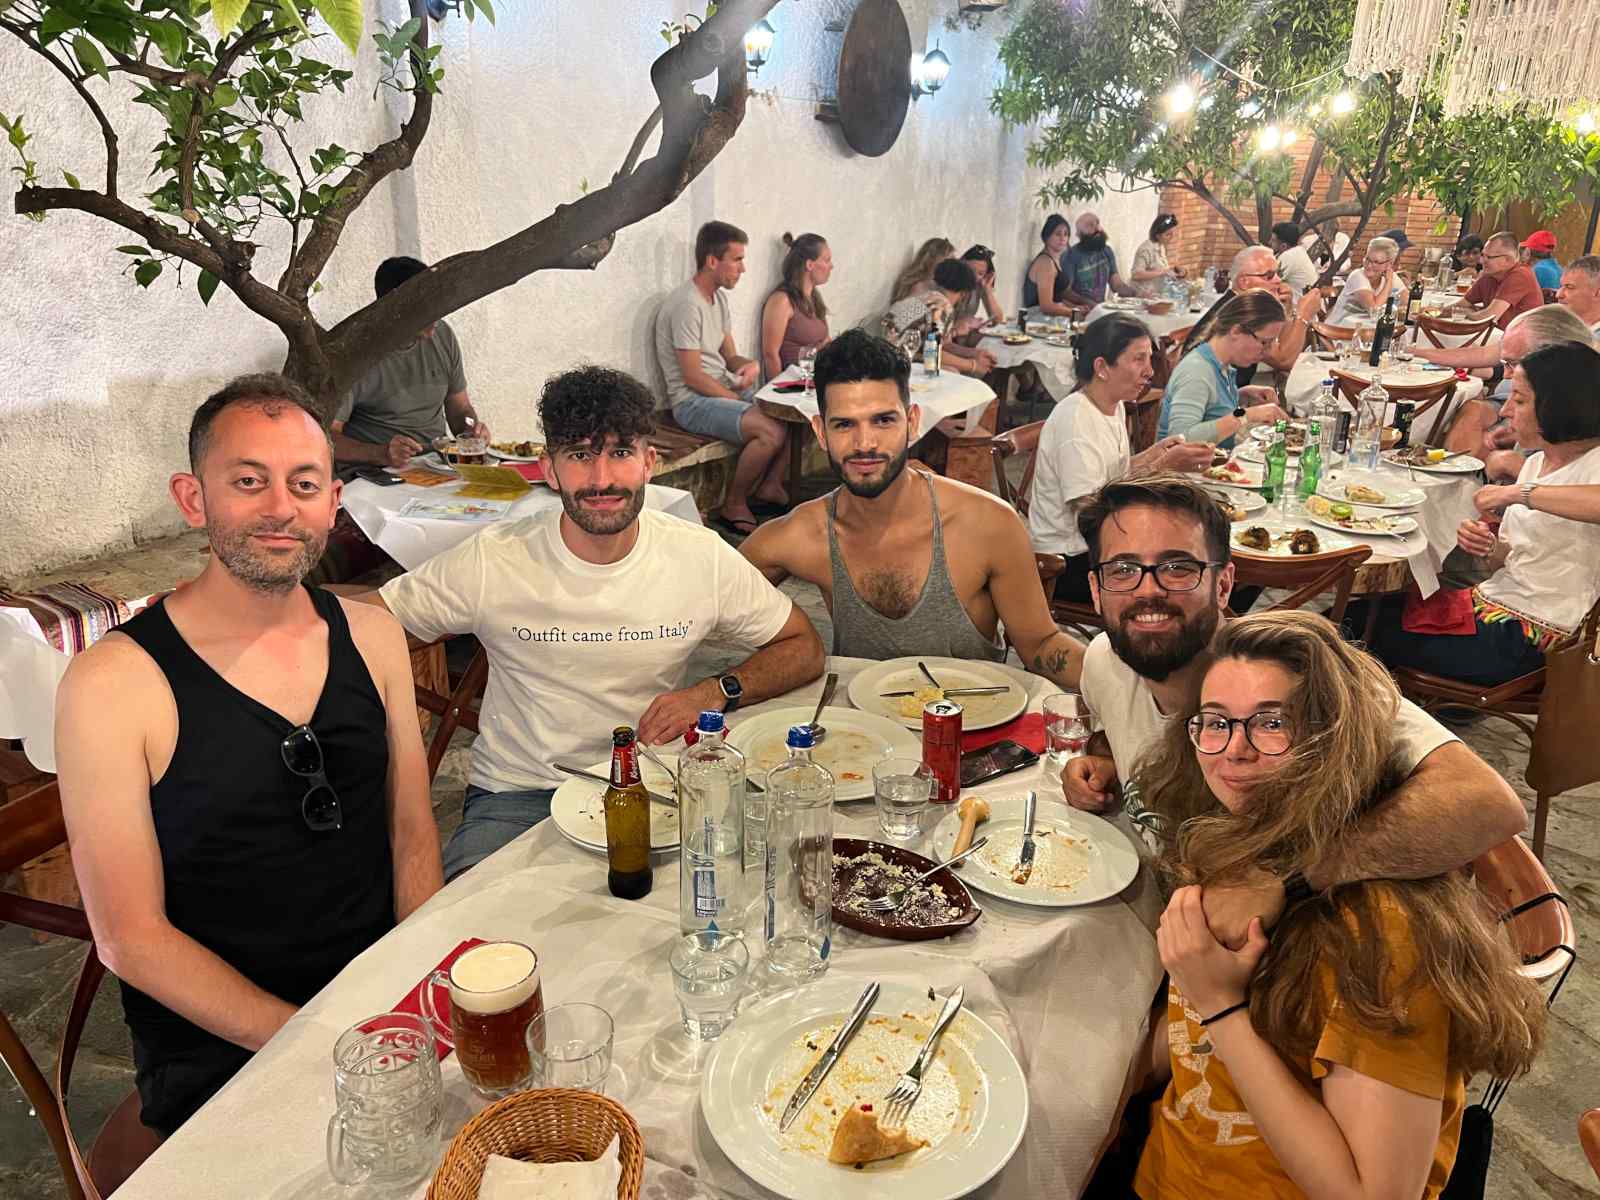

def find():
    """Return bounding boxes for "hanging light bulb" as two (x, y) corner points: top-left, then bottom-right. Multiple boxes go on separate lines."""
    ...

(1165, 82), (1197, 115)
(1281, 127), (1300, 148)
(744, 19), (775, 73)
(1576, 111), (1597, 136)
(1257, 124), (1282, 152)
(1330, 91), (1357, 116)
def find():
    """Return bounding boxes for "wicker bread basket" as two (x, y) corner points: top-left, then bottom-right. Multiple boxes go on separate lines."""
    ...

(427, 1088), (644, 1200)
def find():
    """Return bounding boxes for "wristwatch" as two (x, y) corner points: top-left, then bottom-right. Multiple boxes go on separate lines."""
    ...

(1233, 403), (1248, 430)
(717, 674), (744, 713)
(1518, 481), (1539, 509)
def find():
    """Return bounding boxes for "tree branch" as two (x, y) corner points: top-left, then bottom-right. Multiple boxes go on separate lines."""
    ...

(1, 18), (119, 195)
(617, 106), (663, 182)
(1187, 174), (1253, 245)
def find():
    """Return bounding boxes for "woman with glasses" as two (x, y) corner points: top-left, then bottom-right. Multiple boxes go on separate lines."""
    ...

(1107, 610), (1544, 1200)
(1131, 214), (1184, 297)
(1159, 292), (1290, 449)
(1325, 235), (1407, 326)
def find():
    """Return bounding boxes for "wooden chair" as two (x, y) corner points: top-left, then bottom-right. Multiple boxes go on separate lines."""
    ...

(1582, 1108), (1600, 1183)
(1226, 543), (1373, 627)
(1392, 594), (1600, 860)
(1328, 372), (1459, 448)
(0, 781), (162, 1199)
(1417, 314), (1497, 348)
(1126, 390), (1164, 455)
(1309, 322), (1357, 351)
(1541, 287), (1559, 306)
(413, 644), (489, 782)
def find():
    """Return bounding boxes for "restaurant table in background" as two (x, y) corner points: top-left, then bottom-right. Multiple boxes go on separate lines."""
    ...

(1284, 354), (1485, 416)
(756, 363), (994, 438)
(112, 657), (1164, 1200)
(1086, 300), (1204, 341)
(341, 476), (702, 573)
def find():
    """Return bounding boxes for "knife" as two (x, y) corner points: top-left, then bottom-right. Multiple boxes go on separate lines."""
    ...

(1014, 789), (1038, 885)
(553, 762), (677, 808)
(877, 685), (1011, 698)
(780, 981), (880, 1132)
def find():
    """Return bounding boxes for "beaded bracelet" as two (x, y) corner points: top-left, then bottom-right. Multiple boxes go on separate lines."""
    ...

(1200, 998), (1250, 1027)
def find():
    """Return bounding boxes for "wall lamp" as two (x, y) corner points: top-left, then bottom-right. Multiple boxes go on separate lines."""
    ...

(745, 19), (776, 73)
(911, 45), (951, 99)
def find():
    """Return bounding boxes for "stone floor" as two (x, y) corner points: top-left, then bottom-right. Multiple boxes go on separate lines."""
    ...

(2, 538), (1597, 1198)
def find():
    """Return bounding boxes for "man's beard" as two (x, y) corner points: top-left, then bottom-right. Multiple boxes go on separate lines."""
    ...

(209, 518), (325, 594)
(1077, 231), (1109, 253)
(1103, 594), (1219, 683)
(559, 483), (646, 535)
(828, 440), (910, 499)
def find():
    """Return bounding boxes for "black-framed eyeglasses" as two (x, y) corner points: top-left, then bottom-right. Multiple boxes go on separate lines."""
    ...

(281, 725), (344, 832)
(1187, 711), (1293, 756)
(1240, 266), (1280, 281)
(1092, 558), (1220, 592)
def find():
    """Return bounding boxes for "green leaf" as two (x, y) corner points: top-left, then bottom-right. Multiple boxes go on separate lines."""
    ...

(63, 170), (81, 188)
(211, 0), (249, 38)
(276, 0), (312, 36)
(134, 259), (162, 287)
(38, 8), (76, 46)
(197, 268), (220, 304)
(475, 0), (494, 23)
(147, 18), (186, 65)
(73, 36), (109, 81)
(7, 119), (26, 151)
(115, 244), (147, 254)
(312, 0), (363, 54)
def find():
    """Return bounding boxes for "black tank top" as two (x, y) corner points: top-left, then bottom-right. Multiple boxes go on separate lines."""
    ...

(116, 587), (395, 1060)
(1022, 251), (1071, 308)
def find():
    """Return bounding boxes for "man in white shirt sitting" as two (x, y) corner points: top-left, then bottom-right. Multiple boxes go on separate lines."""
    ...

(374, 365), (825, 879)
(1057, 475), (1527, 944)
(1270, 222), (1318, 296)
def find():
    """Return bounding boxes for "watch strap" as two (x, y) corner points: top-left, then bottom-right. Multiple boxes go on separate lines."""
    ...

(1519, 481), (1537, 509)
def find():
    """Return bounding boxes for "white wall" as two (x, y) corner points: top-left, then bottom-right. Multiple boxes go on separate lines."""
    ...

(0, 0), (1152, 578)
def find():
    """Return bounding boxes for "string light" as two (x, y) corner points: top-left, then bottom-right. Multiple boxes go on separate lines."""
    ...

(1577, 111), (1598, 136)
(1257, 124), (1282, 151)
(1165, 82), (1197, 114)
(1281, 127), (1300, 148)
(1330, 90), (1357, 115)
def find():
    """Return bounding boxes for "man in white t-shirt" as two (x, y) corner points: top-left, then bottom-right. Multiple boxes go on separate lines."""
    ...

(1059, 475), (1527, 944)
(1270, 222), (1318, 296)
(377, 366), (825, 879)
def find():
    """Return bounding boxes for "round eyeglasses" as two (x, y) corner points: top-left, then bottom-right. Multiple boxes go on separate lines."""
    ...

(1092, 558), (1220, 593)
(1186, 711), (1293, 756)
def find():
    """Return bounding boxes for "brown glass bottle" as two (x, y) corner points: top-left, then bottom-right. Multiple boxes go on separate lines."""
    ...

(603, 726), (653, 900)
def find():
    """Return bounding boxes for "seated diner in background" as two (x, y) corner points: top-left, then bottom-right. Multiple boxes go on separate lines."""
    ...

(655, 219), (790, 534)
(1300, 220), (1350, 272)
(1060, 211), (1137, 304)
(941, 245), (1004, 378)
(1025, 213), (1095, 316)
(1323, 235), (1407, 326)
(741, 329), (1088, 689)
(1556, 254), (1600, 335)
(332, 255), (489, 468)
(889, 236), (956, 303)
(1027, 315), (1215, 603)
(1269, 221), (1318, 296)
(1107, 610), (1545, 1200)
(55, 373), (443, 1137)
(1160, 291), (1290, 450)
(1129, 213), (1184, 297)
(1523, 229), (1563, 291)
(372, 365), (824, 880)
(759, 231), (832, 380)
(1452, 234), (1485, 275)
(1181, 245), (1322, 386)
(1447, 231), (1543, 330)
(880, 258), (992, 377)
(1351, 341), (1600, 686)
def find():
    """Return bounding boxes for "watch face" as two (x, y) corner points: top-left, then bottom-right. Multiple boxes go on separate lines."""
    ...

(720, 675), (743, 700)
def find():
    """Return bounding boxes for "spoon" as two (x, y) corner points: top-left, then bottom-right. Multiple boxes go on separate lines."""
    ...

(807, 672), (839, 743)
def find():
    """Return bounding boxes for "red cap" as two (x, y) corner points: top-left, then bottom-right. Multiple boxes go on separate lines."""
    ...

(1521, 230), (1557, 252)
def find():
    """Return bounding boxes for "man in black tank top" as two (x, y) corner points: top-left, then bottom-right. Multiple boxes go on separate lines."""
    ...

(55, 374), (442, 1137)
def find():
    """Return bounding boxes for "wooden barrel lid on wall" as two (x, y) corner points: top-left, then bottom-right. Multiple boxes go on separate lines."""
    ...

(836, 0), (912, 157)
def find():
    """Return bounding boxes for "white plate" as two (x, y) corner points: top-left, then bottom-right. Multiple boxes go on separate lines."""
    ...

(488, 448), (544, 464)
(1381, 450), (1485, 474)
(725, 708), (919, 802)
(930, 794), (1139, 906)
(700, 980), (1027, 1200)
(1235, 441), (1344, 468)
(549, 755), (680, 855)
(1229, 518), (1358, 558)
(1200, 459), (1265, 489)
(1203, 485), (1266, 520)
(847, 657), (1031, 732)
(1315, 470), (1426, 510)
(1305, 509), (1419, 539)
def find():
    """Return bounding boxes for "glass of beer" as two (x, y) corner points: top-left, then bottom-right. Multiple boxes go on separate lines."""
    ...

(419, 940), (544, 1099)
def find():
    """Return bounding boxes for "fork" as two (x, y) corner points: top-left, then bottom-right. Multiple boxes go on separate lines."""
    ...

(859, 838), (989, 913)
(882, 987), (965, 1129)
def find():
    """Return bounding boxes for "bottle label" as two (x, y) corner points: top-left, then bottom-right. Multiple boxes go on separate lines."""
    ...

(692, 818), (722, 918)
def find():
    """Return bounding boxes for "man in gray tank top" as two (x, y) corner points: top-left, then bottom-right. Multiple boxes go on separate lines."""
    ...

(741, 330), (1088, 689)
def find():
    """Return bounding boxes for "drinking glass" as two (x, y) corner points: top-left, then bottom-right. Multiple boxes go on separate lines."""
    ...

(872, 756), (933, 840)
(1043, 693), (1093, 776)
(798, 345), (818, 392)
(526, 1003), (614, 1093)
(419, 940), (544, 1099)
(326, 1013), (443, 1188)
(669, 929), (750, 1041)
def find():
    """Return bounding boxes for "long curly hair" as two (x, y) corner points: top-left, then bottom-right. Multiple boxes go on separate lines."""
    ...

(1138, 611), (1545, 1079)
(891, 237), (955, 302)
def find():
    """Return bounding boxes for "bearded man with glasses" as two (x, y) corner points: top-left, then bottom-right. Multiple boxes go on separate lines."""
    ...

(1056, 475), (1527, 949)
(55, 374), (443, 1138)
(1182, 245), (1323, 389)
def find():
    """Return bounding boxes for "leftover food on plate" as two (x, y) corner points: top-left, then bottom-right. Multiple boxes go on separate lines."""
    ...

(491, 439), (544, 457)
(1344, 483), (1387, 504)
(751, 728), (877, 783)
(895, 685), (946, 720)
(1234, 526), (1323, 555)
(1305, 495), (1402, 533)
(1204, 460), (1254, 484)
(829, 1105), (928, 1166)
(1236, 525), (1272, 551)
(1288, 529), (1321, 555)
(834, 848), (965, 927)
(1002, 333), (1032, 345)
(975, 826), (1091, 892)
(1384, 446), (1449, 466)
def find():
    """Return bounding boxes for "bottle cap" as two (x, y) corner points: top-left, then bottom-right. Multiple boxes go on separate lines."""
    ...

(697, 710), (725, 734)
(786, 725), (816, 749)
(611, 725), (635, 747)
(1322, 377), (1334, 386)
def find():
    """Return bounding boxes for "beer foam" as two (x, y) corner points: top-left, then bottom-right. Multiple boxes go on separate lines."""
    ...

(448, 941), (540, 1014)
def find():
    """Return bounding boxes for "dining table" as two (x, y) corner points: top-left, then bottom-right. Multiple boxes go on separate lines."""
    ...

(1283, 353), (1485, 417)
(1085, 299), (1206, 341)
(111, 656), (1165, 1200)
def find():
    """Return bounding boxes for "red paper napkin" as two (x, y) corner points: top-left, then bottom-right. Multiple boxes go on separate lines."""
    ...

(506, 462), (545, 483)
(377, 937), (487, 1061)
(962, 713), (1047, 754)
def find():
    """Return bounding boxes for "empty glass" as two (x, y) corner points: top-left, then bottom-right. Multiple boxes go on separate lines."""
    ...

(526, 1003), (614, 1093)
(326, 1013), (443, 1188)
(1043, 693), (1093, 777)
(669, 929), (750, 1041)
(872, 756), (933, 840)
(798, 345), (818, 392)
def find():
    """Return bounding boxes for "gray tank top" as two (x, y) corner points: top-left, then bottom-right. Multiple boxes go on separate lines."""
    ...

(826, 474), (1006, 662)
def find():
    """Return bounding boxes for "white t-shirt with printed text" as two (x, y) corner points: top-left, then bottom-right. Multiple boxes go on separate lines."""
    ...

(381, 509), (793, 792)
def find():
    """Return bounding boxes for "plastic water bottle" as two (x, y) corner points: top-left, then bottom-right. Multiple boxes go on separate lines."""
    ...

(922, 320), (942, 376)
(1352, 379), (1388, 471)
(763, 726), (834, 981)
(677, 711), (745, 936)
(1312, 378), (1340, 463)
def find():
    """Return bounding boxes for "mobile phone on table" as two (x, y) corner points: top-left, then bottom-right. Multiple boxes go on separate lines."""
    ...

(354, 467), (404, 486)
(960, 740), (1038, 789)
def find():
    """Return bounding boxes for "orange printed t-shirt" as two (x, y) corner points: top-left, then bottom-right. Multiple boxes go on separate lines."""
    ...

(1134, 896), (1466, 1200)
(1464, 265), (1543, 329)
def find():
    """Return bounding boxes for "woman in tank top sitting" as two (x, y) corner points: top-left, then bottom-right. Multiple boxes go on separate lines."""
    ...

(1024, 214), (1094, 319)
(1026, 314), (1216, 602)
(760, 232), (833, 381)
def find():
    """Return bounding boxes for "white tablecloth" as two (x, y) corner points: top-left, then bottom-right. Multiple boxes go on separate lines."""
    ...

(1284, 354), (1485, 418)
(115, 658), (1163, 1200)
(342, 478), (702, 572)
(1086, 301), (1204, 341)
(757, 364), (994, 440)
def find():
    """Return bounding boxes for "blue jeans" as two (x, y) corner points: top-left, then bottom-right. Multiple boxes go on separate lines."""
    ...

(443, 785), (556, 882)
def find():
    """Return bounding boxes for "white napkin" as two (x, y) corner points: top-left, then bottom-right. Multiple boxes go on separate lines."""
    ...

(477, 1134), (622, 1200)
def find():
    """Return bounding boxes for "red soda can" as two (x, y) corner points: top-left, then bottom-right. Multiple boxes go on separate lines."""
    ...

(922, 699), (963, 803)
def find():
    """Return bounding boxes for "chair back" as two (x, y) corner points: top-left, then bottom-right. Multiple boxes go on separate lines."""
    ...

(1471, 835), (1577, 988)
(1541, 287), (1559, 305)
(990, 421), (1044, 517)
(1126, 390), (1164, 455)
(1227, 542), (1373, 626)
(416, 645), (489, 781)
(1418, 315), (1497, 348)
(1311, 322), (1356, 351)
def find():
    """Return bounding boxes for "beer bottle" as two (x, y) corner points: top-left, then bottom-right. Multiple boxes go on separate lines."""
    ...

(603, 726), (652, 900)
